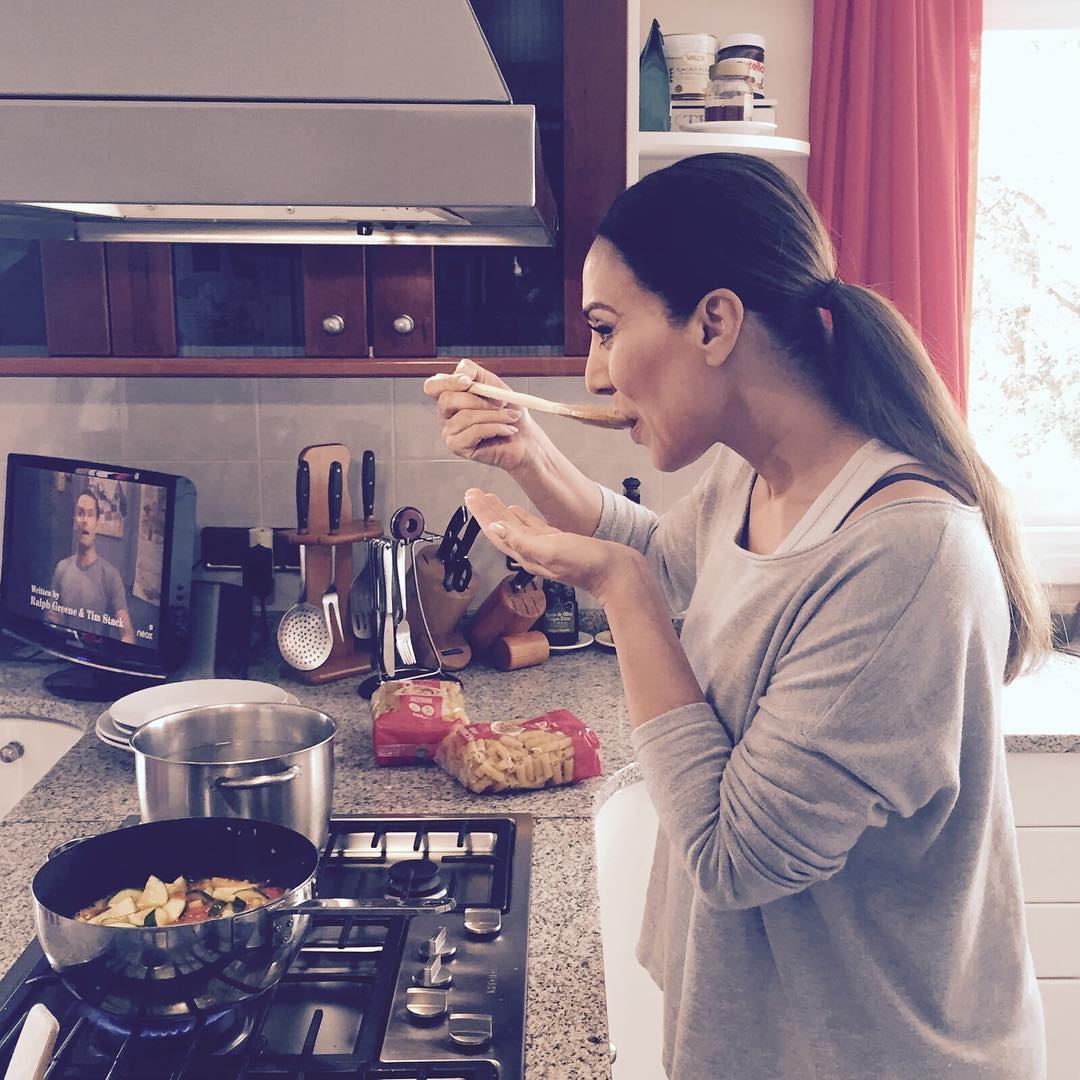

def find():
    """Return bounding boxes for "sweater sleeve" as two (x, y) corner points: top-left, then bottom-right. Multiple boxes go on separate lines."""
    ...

(592, 471), (711, 616)
(630, 513), (998, 910)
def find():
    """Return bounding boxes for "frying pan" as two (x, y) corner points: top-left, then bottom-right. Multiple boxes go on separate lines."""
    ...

(31, 817), (452, 1023)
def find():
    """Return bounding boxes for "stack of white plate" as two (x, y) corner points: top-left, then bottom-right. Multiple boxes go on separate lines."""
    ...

(96, 680), (300, 753)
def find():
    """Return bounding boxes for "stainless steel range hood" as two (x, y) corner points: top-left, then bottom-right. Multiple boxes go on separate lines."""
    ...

(0, 0), (557, 246)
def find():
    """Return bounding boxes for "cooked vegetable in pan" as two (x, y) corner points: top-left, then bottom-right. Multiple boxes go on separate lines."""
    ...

(75, 875), (287, 927)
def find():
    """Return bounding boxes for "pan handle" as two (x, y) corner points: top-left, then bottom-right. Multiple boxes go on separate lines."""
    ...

(215, 766), (300, 790)
(47, 837), (91, 860)
(273, 896), (455, 919)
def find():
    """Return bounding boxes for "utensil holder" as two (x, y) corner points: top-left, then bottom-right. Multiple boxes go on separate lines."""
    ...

(357, 532), (458, 700)
(282, 443), (383, 684)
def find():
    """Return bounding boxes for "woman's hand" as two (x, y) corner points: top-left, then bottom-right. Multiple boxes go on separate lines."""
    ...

(423, 359), (545, 473)
(464, 488), (637, 604)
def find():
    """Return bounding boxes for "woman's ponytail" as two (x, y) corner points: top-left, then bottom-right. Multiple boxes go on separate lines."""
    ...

(825, 283), (1051, 682)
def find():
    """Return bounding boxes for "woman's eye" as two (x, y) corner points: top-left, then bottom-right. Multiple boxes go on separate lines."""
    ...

(590, 324), (614, 345)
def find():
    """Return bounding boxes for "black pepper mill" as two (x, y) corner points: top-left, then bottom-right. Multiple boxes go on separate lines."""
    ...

(622, 477), (642, 504)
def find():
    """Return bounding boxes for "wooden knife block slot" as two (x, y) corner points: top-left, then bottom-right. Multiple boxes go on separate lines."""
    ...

(408, 547), (478, 671)
(465, 574), (547, 664)
(281, 442), (382, 685)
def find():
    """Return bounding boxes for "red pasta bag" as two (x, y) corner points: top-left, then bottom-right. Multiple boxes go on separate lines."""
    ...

(370, 679), (468, 766)
(435, 709), (601, 793)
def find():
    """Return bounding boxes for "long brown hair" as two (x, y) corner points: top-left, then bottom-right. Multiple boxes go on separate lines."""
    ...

(597, 153), (1049, 681)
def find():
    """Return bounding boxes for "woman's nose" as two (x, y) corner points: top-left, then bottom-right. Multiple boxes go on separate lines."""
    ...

(584, 339), (615, 396)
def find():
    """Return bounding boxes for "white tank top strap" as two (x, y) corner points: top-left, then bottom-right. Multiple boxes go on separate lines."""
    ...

(773, 439), (923, 555)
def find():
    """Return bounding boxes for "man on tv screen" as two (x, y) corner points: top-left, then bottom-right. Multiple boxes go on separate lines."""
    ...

(46, 490), (136, 644)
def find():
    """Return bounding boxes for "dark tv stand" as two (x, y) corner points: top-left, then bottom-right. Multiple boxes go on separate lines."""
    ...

(43, 664), (161, 703)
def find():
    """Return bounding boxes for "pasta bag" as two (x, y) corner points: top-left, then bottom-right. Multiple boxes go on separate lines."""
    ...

(370, 678), (468, 766)
(435, 710), (601, 793)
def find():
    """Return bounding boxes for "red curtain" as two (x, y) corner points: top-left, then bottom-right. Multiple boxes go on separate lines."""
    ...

(808, 0), (982, 412)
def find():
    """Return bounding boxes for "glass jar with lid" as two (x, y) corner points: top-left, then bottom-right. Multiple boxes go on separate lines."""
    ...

(713, 33), (766, 97)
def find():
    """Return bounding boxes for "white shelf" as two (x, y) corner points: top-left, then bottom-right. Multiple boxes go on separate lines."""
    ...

(638, 131), (811, 162)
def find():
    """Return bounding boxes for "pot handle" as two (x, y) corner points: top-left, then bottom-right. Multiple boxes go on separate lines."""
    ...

(215, 765), (300, 790)
(273, 896), (455, 919)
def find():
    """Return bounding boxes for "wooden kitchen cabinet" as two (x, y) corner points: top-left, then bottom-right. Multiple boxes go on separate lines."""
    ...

(0, 0), (630, 378)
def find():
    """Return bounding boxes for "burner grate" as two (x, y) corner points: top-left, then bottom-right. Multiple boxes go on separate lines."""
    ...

(0, 816), (526, 1080)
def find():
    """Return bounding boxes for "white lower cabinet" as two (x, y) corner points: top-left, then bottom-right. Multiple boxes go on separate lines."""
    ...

(1026, 905), (1080, 978)
(1016, 828), (1080, 901)
(1008, 754), (1080, 1078)
(1038, 980), (1080, 1080)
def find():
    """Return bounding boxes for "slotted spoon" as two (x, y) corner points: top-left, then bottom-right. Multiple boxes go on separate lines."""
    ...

(277, 460), (333, 671)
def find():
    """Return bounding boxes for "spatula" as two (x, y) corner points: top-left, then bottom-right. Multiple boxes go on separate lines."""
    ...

(465, 382), (633, 429)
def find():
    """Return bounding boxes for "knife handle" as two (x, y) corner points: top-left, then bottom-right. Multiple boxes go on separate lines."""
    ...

(328, 460), (343, 534)
(296, 460), (310, 533)
(362, 450), (376, 521)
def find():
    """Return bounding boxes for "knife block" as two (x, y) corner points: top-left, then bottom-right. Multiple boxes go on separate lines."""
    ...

(465, 573), (547, 663)
(407, 546), (478, 671)
(282, 443), (383, 684)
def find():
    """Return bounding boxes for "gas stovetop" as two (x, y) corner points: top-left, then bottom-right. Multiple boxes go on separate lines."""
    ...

(0, 814), (532, 1079)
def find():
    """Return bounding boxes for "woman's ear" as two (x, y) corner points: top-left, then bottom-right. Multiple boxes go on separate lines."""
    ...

(698, 288), (743, 368)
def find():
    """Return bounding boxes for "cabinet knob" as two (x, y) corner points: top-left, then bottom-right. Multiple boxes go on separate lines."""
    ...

(321, 314), (346, 336)
(0, 741), (25, 763)
(392, 314), (416, 336)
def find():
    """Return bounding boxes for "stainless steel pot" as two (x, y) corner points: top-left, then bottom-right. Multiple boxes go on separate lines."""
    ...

(131, 703), (335, 848)
(32, 818), (453, 1023)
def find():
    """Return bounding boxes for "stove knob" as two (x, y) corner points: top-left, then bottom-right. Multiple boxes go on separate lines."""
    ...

(418, 925), (457, 961)
(406, 986), (449, 1022)
(414, 953), (453, 989)
(463, 907), (502, 938)
(448, 1012), (493, 1050)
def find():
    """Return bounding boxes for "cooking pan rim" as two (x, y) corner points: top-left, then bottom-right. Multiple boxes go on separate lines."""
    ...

(31, 816), (319, 929)
(129, 701), (337, 765)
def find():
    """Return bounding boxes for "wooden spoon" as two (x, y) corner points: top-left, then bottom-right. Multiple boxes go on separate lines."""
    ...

(466, 382), (633, 430)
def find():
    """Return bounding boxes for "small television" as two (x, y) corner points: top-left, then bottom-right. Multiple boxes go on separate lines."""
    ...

(0, 454), (197, 701)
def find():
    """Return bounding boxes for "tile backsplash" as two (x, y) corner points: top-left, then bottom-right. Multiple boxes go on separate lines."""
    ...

(0, 376), (717, 611)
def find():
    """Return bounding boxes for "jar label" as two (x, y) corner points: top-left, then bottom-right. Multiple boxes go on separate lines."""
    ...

(713, 56), (765, 91)
(667, 52), (712, 96)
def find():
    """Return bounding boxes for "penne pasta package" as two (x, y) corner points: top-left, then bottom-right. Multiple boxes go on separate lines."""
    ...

(370, 678), (469, 766)
(435, 710), (601, 793)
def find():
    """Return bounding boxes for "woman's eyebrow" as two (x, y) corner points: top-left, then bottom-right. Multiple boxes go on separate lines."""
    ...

(582, 302), (619, 319)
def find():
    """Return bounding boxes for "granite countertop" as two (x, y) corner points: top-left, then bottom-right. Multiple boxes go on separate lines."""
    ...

(0, 643), (1078, 1078)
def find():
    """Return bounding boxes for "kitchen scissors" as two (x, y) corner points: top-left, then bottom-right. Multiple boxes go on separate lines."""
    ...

(437, 507), (481, 593)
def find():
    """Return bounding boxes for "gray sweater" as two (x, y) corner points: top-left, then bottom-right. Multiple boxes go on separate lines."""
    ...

(594, 445), (1045, 1080)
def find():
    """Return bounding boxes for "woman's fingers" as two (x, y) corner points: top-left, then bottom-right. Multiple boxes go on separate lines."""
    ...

(464, 490), (556, 577)
(423, 372), (471, 400)
(504, 503), (554, 532)
(442, 404), (521, 435)
(423, 359), (504, 401)
(445, 423), (519, 457)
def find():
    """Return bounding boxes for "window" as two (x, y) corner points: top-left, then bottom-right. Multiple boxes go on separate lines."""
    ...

(969, 8), (1080, 582)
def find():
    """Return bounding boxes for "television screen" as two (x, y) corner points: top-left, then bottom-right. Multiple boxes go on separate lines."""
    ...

(1, 454), (196, 691)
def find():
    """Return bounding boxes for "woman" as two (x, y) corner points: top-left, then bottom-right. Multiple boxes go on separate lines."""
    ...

(425, 154), (1049, 1079)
